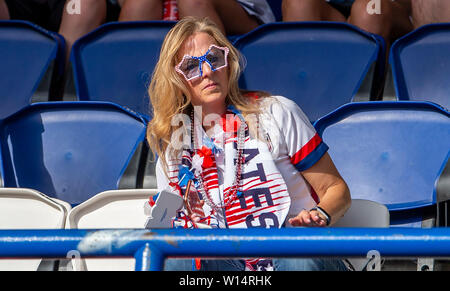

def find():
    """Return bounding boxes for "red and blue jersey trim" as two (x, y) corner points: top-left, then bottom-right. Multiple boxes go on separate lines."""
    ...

(290, 133), (329, 172)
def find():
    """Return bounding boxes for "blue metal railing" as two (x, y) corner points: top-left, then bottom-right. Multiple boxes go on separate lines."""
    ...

(1, 228), (450, 271)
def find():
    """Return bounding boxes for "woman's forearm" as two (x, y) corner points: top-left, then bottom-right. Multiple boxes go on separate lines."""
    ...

(315, 181), (351, 226)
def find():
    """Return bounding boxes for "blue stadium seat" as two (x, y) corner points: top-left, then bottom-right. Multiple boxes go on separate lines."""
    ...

(0, 21), (63, 119)
(390, 24), (450, 110)
(314, 101), (450, 226)
(71, 21), (176, 119)
(234, 22), (383, 122)
(0, 102), (147, 206)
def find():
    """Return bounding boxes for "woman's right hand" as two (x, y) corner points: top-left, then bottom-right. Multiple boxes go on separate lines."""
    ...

(288, 209), (327, 227)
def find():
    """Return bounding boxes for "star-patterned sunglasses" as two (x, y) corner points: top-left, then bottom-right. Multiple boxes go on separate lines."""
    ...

(175, 44), (229, 81)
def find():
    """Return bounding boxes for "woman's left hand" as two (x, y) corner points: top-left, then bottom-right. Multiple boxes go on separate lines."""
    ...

(288, 209), (327, 227)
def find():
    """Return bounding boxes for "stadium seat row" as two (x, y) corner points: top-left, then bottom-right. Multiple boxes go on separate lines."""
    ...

(0, 187), (156, 271)
(0, 100), (447, 224)
(0, 187), (391, 271)
(0, 184), (396, 272)
(0, 20), (449, 123)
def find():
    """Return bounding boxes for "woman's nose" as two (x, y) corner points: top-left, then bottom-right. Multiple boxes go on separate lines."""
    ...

(201, 61), (213, 78)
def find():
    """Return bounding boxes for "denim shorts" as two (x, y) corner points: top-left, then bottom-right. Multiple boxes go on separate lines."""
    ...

(272, 258), (348, 271)
(164, 258), (245, 271)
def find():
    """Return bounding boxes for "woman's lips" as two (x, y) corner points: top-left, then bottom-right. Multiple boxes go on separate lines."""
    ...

(203, 82), (218, 90)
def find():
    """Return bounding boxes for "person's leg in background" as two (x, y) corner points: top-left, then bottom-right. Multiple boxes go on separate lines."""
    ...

(177, 0), (260, 35)
(390, 0), (413, 41)
(283, 0), (412, 44)
(348, 0), (412, 99)
(282, 0), (346, 22)
(58, 0), (107, 65)
(0, 0), (9, 19)
(117, 0), (163, 21)
(59, 0), (166, 64)
(348, 0), (393, 43)
(348, 0), (412, 45)
(411, 0), (450, 29)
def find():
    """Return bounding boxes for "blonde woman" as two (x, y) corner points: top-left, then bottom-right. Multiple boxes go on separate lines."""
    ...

(146, 17), (351, 271)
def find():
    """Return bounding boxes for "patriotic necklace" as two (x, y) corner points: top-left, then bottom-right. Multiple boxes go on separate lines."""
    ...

(190, 107), (246, 212)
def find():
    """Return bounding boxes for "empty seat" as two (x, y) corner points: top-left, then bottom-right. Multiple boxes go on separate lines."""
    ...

(71, 21), (175, 119)
(334, 199), (390, 228)
(0, 102), (147, 205)
(234, 22), (383, 122)
(67, 189), (157, 271)
(314, 101), (450, 226)
(390, 23), (450, 110)
(0, 20), (63, 119)
(334, 199), (390, 271)
(0, 188), (68, 271)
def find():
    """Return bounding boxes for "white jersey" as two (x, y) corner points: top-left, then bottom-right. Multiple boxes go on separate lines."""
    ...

(155, 95), (328, 228)
(258, 96), (329, 222)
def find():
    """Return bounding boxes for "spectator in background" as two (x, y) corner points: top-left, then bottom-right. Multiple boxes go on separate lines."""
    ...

(2, 0), (275, 66)
(177, 0), (275, 35)
(0, 0), (9, 20)
(0, 0), (66, 31)
(115, 0), (165, 21)
(59, 0), (165, 65)
(0, 0), (161, 63)
(411, 0), (450, 28)
(282, 0), (413, 45)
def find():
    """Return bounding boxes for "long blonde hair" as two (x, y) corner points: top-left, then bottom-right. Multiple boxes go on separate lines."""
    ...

(147, 17), (265, 172)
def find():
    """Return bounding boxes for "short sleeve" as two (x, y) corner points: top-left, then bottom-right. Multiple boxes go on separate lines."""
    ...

(269, 96), (329, 172)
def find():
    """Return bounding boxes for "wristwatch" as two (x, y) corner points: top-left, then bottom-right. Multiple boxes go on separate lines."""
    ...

(309, 206), (331, 226)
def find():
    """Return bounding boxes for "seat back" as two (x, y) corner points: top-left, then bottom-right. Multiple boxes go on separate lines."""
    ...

(71, 21), (175, 118)
(315, 101), (450, 225)
(0, 188), (67, 270)
(0, 102), (147, 205)
(390, 24), (450, 109)
(0, 21), (60, 119)
(67, 189), (157, 271)
(234, 22), (381, 122)
(334, 199), (389, 271)
(334, 199), (390, 228)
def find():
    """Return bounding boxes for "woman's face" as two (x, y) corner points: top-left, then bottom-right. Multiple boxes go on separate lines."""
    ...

(177, 32), (229, 116)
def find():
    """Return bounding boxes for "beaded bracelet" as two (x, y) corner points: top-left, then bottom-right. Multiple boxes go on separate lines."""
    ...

(310, 206), (331, 226)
